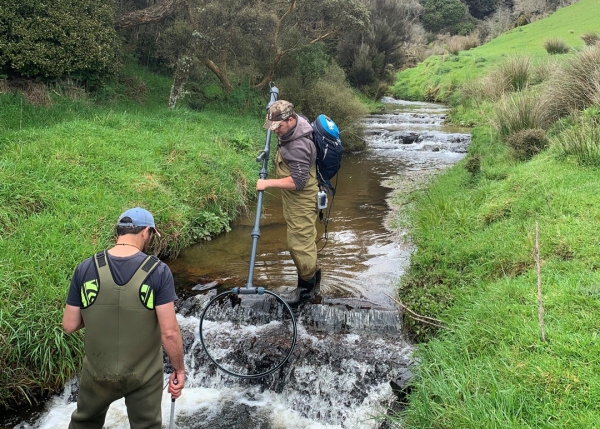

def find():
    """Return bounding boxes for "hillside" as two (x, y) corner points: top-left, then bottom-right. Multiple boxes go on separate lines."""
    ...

(392, 0), (600, 102)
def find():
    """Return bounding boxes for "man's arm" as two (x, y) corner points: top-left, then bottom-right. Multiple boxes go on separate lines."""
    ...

(62, 304), (84, 334)
(156, 302), (185, 398)
(256, 176), (296, 191)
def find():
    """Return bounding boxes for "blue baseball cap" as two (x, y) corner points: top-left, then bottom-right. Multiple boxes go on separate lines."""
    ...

(117, 207), (161, 236)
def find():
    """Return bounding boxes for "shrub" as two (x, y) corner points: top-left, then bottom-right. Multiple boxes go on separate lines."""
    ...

(552, 111), (600, 166)
(277, 64), (368, 151)
(581, 32), (600, 46)
(543, 38), (571, 54)
(0, 0), (121, 84)
(493, 92), (544, 137)
(504, 128), (548, 160)
(540, 46), (600, 125)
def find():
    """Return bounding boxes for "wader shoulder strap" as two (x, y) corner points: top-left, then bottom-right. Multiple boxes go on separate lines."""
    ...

(128, 254), (161, 288)
(94, 250), (112, 286)
(93, 251), (161, 288)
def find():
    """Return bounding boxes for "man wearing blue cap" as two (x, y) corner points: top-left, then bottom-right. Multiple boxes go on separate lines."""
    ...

(62, 207), (185, 429)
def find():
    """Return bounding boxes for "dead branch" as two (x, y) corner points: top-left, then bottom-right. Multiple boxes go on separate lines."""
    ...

(116, 0), (187, 30)
(384, 293), (448, 330)
(535, 222), (546, 342)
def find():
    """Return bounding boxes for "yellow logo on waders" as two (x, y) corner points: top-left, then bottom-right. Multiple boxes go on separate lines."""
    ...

(81, 280), (99, 308)
(139, 284), (155, 310)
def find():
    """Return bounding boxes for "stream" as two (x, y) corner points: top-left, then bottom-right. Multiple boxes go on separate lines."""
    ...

(2, 97), (470, 429)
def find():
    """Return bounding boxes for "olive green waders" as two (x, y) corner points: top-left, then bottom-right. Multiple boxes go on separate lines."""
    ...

(70, 251), (164, 429)
(276, 150), (319, 280)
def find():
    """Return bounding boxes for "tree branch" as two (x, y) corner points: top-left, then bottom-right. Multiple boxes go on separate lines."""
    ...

(384, 293), (448, 330)
(116, 0), (187, 30)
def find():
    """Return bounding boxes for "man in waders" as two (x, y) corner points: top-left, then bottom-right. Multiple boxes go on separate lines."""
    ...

(62, 207), (185, 429)
(257, 100), (321, 305)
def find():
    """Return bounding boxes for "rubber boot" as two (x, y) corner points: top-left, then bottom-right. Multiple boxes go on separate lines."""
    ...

(298, 270), (321, 302)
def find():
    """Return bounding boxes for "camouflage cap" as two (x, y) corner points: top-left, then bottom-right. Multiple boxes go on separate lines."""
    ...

(264, 100), (294, 131)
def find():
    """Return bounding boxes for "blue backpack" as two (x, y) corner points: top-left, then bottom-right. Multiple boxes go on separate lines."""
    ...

(311, 114), (342, 195)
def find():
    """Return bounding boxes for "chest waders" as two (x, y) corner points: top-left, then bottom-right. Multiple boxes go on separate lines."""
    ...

(276, 149), (319, 280)
(70, 251), (164, 429)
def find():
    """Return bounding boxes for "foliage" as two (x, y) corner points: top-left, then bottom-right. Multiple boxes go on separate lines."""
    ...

(276, 64), (368, 151)
(387, 1), (600, 427)
(392, 0), (600, 102)
(464, 0), (505, 20)
(337, 0), (421, 94)
(391, 121), (600, 426)
(420, 0), (470, 34)
(543, 37), (571, 54)
(0, 0), (121, 85)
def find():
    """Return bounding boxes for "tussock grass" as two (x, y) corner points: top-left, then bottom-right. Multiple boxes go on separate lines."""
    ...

(505, 128), (548, 160)
(552, 110), (600, 166)
(446, 33), (480, 55)
(580, 32), (599, 46)
(543, 37), (571, 54)
(497, 56), (533, 92)
(493, 92), (545, 137)
(540, 46), (600, 125)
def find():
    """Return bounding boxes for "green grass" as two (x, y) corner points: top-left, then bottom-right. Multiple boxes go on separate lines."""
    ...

(0, 71), (267, 406)
(391, 0), (600, 101)
(392, 126), (600, 427)
(389, 1), (600, 427)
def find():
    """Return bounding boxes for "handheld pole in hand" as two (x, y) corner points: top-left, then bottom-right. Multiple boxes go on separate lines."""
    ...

(169, 379), (178, 429)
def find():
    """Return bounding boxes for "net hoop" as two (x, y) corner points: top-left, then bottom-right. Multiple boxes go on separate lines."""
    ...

(198, 289), (297, 379)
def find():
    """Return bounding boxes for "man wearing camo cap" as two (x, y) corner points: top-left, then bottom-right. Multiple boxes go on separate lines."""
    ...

(257, 100), (321, 304)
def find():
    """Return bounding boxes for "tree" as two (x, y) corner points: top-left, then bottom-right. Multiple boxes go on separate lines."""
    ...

(464, 0), (498, 19)
(148, 0), (369, 106)
(338, 0), (422, 91)
(419, 0), (469, 33)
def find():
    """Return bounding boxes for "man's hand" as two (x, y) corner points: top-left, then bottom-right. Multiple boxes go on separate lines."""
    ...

(168, 371), (185, 399)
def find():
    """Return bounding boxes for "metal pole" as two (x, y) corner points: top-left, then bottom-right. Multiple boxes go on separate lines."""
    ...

(243, 84), (279, 291)
(169, 379), (178, 429)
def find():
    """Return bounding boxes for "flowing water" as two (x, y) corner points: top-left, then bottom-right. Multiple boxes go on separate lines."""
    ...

(2, 98), (470, 429)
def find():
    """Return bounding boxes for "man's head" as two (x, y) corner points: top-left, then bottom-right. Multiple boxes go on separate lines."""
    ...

(116, 207), (161, 237)
(264, 100), (297, 135)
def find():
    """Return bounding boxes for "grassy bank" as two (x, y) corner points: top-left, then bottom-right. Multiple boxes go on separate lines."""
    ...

(389, 0), (600, 426)
(391, 0), (600, 102)
(0, 72), (266, 407)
